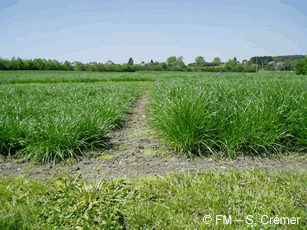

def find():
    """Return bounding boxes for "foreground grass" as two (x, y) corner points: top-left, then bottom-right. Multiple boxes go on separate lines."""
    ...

(150, 72), (307, 157)
(0, 83), (141, 162)
(0, 168), (306, 229)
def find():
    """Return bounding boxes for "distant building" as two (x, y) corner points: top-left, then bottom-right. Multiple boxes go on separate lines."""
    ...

(276, 62), (284, 67)
(188, 62), (225, 67)
(274, 55), (305, 62)
(105, 60), (115, 65)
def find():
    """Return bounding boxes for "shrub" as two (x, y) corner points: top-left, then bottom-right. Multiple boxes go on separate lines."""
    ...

(104, 65), (117, 72)
(281, 61), (292, 71)
(295, 58), (307, 75)
(152, 65), (163, 71)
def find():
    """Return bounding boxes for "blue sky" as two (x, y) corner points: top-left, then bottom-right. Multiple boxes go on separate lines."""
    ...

(1, 0), (306, 64)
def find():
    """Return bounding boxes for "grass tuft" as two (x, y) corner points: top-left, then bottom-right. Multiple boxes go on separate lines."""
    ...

(0, 83), (141, 162)
(149, 73), (307, 157)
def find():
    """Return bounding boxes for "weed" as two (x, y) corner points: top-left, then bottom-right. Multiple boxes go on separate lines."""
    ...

(99, 155), (114, 160)
(1, 169), (306, 228)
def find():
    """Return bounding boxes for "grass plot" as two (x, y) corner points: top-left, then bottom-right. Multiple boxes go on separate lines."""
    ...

(0, 83), (141, 162)
(150, 73), (307, 157)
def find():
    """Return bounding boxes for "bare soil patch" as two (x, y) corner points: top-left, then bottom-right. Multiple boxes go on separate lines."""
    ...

(1, 91), (306, 182)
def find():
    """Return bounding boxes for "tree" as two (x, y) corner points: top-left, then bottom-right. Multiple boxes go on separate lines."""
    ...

(179, 62), (187, 69)
(213, 57), (221, 63)
(128, 57), (134, 65)
(166, 56), (177, 65)
(263, 59), (270, 70)
(53, 60), (63, 70)
(44, 59), (55, 70)
(5, 57), (18, 70)
(33, 58), (45, 70)
(75, 62), (85, 71)
(150, 59), (154, 65)
(0, 58), (5, 70)
(24, 59), (34, 70)
(63, 61), (73, 71)
(177, 56), (184, 66)
(195, 56), (205, 66)
(231, 59), (237, 66)
(224, 62), (232, 70)
(281, 61), (291, 71)
(16, 57), (24, 70)
(237, 64), (244, 72)
(161, 62), (167, 70)
(295, 52), (307, 75)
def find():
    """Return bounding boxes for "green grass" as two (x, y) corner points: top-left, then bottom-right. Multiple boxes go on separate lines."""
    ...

(0, 83), (141, 162)
(149, 72), (307, 157)
(0, 71), (155, 84)
(0, 168), (306, 229)
(0, 70), (235, 84)
(1, 71), (307, 229)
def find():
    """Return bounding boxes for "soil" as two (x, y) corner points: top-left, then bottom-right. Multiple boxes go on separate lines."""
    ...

(0, 91), (306, 183)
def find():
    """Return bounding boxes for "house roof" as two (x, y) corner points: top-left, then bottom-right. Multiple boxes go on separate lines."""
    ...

(276, 62), (284, 66)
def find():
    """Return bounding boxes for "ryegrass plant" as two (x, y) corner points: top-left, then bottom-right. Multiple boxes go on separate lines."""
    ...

(0, 83), (141, 162)
(1, 168), (306, 229)
(150, 73), (307, 156)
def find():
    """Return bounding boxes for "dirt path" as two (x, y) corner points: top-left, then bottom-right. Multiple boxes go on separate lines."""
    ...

(0, 91), (306, 182)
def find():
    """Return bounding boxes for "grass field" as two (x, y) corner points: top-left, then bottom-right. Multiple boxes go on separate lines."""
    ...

(150, 73), (307, 157)
(0, 70), (252, 84)
(0, 82), (141, 162)
(0, 71), (156, 84)
(0, 71), (306, 229)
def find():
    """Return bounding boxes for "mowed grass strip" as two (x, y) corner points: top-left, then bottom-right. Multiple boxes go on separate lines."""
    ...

(0, 71), (154, 84)
(149, 73), (307, 156)
(0, 83), (141, 162)
(0, 168), (306, 229)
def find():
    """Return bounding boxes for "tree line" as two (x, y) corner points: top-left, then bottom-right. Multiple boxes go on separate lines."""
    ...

(1, 54), (305, 74)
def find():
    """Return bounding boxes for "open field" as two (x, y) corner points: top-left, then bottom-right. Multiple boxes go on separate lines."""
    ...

(0, 70), (257, 84)
(0, 71), (157, 84)
(0, 71), (306, 229)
